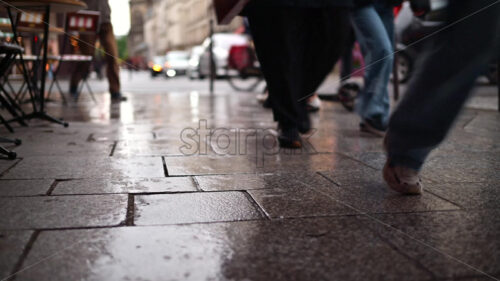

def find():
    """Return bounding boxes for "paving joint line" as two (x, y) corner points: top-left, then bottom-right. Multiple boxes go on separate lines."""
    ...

(45, 180), (60, 196)
(191, 176), (202, 191)
(86, 133), (95, 142)
(365, 221), (438, 280)
(124, 194), (135, 226)
(6, 230), (40, 281)
(242, 190), (271, 220)
(0, 158), (22, 178)
(109, 141), (118, 157)
(161, 156), (169, 177)
(424, 189), (464, 209)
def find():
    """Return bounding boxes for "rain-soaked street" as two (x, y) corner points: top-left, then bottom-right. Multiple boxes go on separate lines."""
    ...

(0, 71), (499, 281)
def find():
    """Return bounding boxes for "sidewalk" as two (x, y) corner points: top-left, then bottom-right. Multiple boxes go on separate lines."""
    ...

(0, 79), (499, 280)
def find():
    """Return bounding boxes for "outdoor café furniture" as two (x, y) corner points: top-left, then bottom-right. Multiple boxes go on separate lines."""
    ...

(1, 0), (87, 127)
(0, 42), (25, 159)
(0, 42), (27, 129)
(47, 10), (100, 103)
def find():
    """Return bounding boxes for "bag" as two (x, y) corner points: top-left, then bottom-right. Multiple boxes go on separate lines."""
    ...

(228, 45), (254, 71)
(213, 0), (250, 25)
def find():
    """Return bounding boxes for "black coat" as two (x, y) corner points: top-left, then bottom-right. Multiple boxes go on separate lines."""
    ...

(246, 0), (353, 8)
(354, 0), (403, 8)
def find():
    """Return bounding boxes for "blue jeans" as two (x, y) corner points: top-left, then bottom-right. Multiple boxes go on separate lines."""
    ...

(387, 0), (500, 170)
(350, 2), (394, 127)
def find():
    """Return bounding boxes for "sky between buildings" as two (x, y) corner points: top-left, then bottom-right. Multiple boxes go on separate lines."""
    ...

(110, 0), (131, 36)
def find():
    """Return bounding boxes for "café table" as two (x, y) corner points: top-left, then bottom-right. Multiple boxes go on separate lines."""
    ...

(1, 0), (87, 127)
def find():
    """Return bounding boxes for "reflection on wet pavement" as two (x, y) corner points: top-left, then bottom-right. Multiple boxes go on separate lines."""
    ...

(0, 86), (498, 280)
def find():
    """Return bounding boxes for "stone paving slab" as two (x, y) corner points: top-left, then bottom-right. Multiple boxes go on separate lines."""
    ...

(1, 156), (165, 179)
(134, 191), (264, 225)
(290, 171), (460, 215)
(164, 153), (371, 176)
(0, 180), (53, 197)
(318, 164), (382, 186)
(308, 130), (384, 153)
(464, 112), (500, 140)
(0, 195), (127, 229)
(248, 186), (353, 219)
(436, 130), (500, 154)
(0, 159), (19, 175)
(12, 141), (115, 157)
(195, 173), (276, 191)
(53, 177), (197, 195)
(365, 210), (500, 280)
(257, 153), (372, 174)
(421, 152), (500, 183)
(0, 230), (32, 280)
(427, 182), (500, 209)
(316, 183), (460, 214)
(114, 139), (188, 157)
(14, 218), (431, 281)
(195, 172), (319, 191)
(164, 155), (258, 176)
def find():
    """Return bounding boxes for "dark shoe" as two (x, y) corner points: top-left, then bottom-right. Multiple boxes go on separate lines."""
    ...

(338, 82), (359, 112)
(360, 117), (387, 137)
(111, 92), (127, 102)
(69, 85), (78, 100)
(278, 127), (302, 149)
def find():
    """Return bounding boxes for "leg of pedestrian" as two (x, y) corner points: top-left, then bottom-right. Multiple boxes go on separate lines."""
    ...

(99, 22), (125, 102)
(384, 0), (500, 194)
(246, 7), (350, 148)
(350, 2), (394, 137)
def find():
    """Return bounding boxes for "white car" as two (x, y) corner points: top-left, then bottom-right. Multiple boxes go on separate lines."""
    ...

(164, 51), (190, 77)
(198, 33), (250, 78)
(187, 45), (205, 79)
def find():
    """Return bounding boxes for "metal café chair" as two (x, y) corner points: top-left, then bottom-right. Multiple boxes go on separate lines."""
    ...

(47, 10), (100, 103)
(0, 42), (24, 159)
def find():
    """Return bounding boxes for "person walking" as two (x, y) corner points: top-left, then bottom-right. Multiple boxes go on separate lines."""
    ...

(383, 0), (500, 195)
(348, 0), (401, 136)
(69, 0), (126, 102)
(244, 1), (352, 148)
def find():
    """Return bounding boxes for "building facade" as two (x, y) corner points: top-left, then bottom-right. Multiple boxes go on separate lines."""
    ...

(131, 0), (243, 61)
(128, 0), (153, 60)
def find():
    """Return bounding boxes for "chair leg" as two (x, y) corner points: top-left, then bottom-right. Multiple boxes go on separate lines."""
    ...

(1, 84), (26, 117)
(0, 114), (13, 133)
(75, 80), (85, 103)
(85, 79), (97, 104)
(0, 137), (22, 145)
(0, 145), (16, 159)
(55, 80), (67, 105)
(46, 78), (56, 101)
(0, 91), (26, 127)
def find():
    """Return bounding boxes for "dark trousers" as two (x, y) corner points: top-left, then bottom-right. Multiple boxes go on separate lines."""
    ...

(340, 28), (356, 81)
(247, 8), (350, 130)
(387, 0), (500, 170)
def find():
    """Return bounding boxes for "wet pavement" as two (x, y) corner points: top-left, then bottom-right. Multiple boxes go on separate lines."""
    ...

(0, 72), (499, 280)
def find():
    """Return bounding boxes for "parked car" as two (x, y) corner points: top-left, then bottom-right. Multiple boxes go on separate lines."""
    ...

(187, 45), (205, 80)
(148, 56), (166, 77)
(198, 33), (250, 79)
(164, 51), (190, 77)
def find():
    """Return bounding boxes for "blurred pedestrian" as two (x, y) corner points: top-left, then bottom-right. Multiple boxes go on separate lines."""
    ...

(69, 0), (126, 102)
(349, 0), (402, 136)
(244, 1), (352, 148)
(384, 0), (500, 194)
